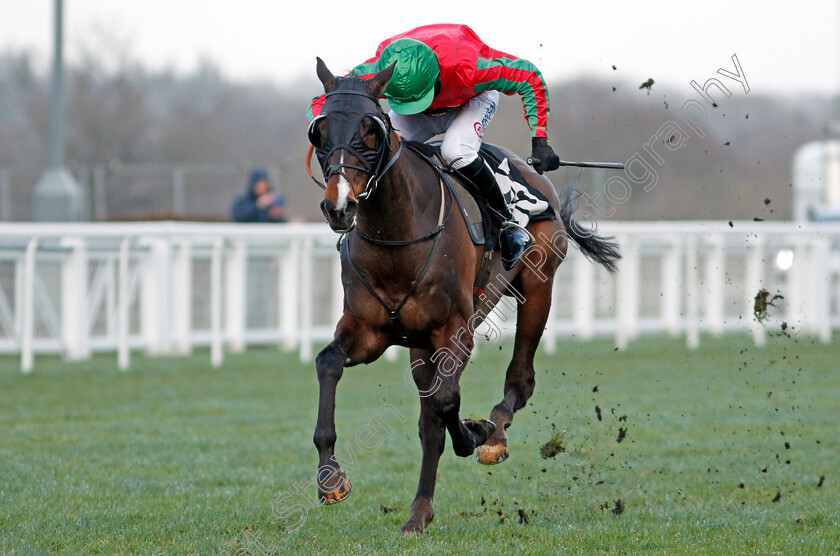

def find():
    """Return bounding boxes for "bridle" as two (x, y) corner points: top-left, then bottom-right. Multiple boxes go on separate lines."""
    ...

(307, 79), (402, 201)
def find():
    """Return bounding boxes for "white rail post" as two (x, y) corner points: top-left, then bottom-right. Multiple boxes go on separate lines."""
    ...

(331, 252), (344, 324)
(628, 237), (640, 341)
(573, 250), (594, 340)
(279, 240), (300, 351)
(616, 235), (638, 350)
(704, 234), (725, 336)
(104, 258), (117, 343)
(15, 249), (25, 337)
(299, 238), (314, 362)
(210, 238), (224, 368)
(21, 238), (39, 374)
(745, 235), (766, 347)
(785, 240), (803, 333)
(140, 238), (172, 355)
(802, 241), (818, 336)
(684, 235), (700, 349)
(225, 240), (247, 353)
(811, 239), (832, 343)
(541, 275), (558, 354)
(61, 237), (90, 360)
(661, 239), (681, 337)
(788, 241), (810, 333)
(118, 237), (131, 371)
(615, 234), (629, 351)
(172, 238), (193, 355)
(385, 346), (400, 361)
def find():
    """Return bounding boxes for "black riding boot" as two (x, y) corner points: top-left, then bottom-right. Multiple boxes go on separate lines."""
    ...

(457, 158), (532, 270)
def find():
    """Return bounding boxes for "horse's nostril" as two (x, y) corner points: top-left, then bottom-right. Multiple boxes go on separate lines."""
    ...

(321, 198), (355, 225)
(320, 200), (332, 217)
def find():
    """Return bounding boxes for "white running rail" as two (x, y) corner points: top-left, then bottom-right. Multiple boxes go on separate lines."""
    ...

(1, 221), (838, 372)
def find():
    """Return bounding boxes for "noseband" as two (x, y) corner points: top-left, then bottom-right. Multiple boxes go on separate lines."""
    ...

(307, 79), (402, 200)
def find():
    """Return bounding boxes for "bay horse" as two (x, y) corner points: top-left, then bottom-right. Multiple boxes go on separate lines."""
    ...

(307, 58), (620, 535)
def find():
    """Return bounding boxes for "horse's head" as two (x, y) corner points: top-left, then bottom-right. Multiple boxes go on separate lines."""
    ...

(308, 58), (397, 233)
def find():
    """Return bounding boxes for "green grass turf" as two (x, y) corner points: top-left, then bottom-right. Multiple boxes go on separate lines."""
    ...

(1, 335), (838, 554)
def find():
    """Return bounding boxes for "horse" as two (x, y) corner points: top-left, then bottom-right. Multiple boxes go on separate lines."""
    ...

(307, 58), (621, 535)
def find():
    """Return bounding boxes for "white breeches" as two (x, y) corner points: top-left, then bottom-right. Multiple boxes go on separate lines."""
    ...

(388, 90), (499, 170)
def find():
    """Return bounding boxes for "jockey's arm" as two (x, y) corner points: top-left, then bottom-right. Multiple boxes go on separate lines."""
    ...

(472, 54), (551, 139)
(472, 53), (559, 173)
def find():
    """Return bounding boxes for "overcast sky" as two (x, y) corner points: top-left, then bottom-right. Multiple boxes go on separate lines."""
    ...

(1, 0), (838, 96)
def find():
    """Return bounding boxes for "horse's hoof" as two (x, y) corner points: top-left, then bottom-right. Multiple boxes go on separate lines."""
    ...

(476, 440), (509, 465)
(476, 425), (509, 465)
(400, 497), (434, 535)
(318, 472), (352, 505)
(399, 521), (426, 537)
(462, 418), (496, 448)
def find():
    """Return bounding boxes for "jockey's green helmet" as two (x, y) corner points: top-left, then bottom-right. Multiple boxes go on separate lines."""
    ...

(377, 39), (440, 115)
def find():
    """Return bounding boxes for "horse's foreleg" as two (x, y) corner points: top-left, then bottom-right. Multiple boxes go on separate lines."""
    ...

(477, 273), (554, 465)
(428, 321), (496, 459)
(313, 318), (387, 504)
(313, 339), (352, 504)
(400, 349), (445, 536)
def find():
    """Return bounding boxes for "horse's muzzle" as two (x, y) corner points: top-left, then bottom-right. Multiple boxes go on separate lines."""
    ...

(321, 198), (358, 233)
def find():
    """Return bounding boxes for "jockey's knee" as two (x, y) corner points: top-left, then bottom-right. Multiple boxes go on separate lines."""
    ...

(440, 136), (479, 170)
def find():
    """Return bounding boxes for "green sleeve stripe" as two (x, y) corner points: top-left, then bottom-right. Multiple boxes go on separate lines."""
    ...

(477, 56), (541, 74)
(475, 77), (542, 135)
(475, 56), (550, 136)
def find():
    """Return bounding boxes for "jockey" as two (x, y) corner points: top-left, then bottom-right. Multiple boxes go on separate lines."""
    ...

(307, 23), (561, 270)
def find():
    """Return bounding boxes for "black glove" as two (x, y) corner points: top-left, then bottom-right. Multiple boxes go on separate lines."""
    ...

(530, 137), (561, 174)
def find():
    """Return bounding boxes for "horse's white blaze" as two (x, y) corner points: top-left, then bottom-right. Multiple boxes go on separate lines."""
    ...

(336, 153), (351, 210)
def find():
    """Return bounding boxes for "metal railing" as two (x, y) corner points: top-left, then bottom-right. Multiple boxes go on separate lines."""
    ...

(1, 221), (838, 372)
(0, 162), (292, 221)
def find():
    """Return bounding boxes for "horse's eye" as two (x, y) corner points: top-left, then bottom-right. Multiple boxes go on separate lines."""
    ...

(360, 119), (376, 135)
(360, 118), (380, 148)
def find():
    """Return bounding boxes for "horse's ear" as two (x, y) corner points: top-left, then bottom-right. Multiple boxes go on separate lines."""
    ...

(365, 62), (396, 97)
(316, 57), (336, 93)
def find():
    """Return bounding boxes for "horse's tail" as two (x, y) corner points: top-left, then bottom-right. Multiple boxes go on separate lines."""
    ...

(557, 179), (622, 274)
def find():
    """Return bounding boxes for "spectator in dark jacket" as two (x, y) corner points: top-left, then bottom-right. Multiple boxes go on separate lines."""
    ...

(231, 168), (287, 223)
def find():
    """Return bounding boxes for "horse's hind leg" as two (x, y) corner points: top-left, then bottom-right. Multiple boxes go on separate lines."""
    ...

(477, 267), (556, 465)
(400, 349), (445, 536)
(429, 319), (496, 459)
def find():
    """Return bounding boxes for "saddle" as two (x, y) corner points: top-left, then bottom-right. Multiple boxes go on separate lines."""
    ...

(405, 141), (556, 306)
(405, 141), (556, 247)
